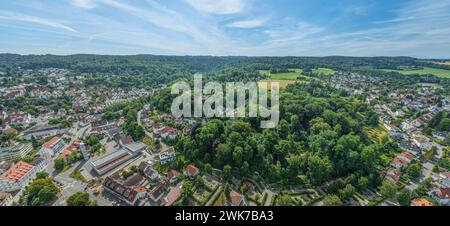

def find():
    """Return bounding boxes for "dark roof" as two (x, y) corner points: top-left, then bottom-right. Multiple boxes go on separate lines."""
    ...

(29, 157), (46, 167)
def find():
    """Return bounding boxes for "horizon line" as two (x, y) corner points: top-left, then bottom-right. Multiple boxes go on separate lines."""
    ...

(1, 52), (450, 60)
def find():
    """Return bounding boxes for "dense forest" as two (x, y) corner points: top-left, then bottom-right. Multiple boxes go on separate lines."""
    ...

(1, 54), (448, 88)
(160, 81), (386, 190)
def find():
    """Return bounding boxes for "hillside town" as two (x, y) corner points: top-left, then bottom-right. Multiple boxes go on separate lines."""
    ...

(0, 64), (449, 207)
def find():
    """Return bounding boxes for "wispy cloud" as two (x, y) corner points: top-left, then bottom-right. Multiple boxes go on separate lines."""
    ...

(225, 18), (268, 29)
(184, 0), (246, 14)
(70, 0), (96, 9)
(373, 16), (416, 24)
(264, 21), (325, 43)
(1, 0), (450, 57)
(0, 11), (77, 32)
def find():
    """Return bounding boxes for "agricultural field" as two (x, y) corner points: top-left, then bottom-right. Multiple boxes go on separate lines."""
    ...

(260, 79), (297, 89)
(260, 68), (310, 89)
(382, 67), (450, 78)
(260, 68), (335, 81)
(259, 69), (302, 80)
(433, 61), (450, 66)
(313, 68), (336, 76)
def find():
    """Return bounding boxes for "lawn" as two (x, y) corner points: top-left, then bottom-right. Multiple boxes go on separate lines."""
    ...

(382, 67), (450, 78)
(69, 170), (87, 183)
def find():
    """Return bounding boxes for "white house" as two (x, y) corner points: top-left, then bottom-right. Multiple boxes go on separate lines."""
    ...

(159, 147), (176, 164)
(38, 136), (65, 157)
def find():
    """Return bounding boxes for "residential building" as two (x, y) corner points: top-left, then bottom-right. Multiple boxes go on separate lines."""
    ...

(163, 185), (181, 206)
(0, 161), (37, 192)
(0, 143), (33, 162)
(139, 161), (160, 182)
(438, 177), (450, 188)
(167, 169), (181, 184)
(228, 191), (246, 206)
(159, 147), (176, 164)
(149, 179), (170, 205)
(161, 126), (178, 140)
(430, 188), (450, 206)
(0, 161), (11, 174)
(38, 136), (65, 157)
(102, 173), (147, 206)
(391, 152), (414, 169)
(29, 155), (51, 173)
(0, 191), (12, 206)
(185, 164), (199, 177)
(384, 168), (402, 183)
(410, 198), (433, 206)
(412, 134), (433, 151)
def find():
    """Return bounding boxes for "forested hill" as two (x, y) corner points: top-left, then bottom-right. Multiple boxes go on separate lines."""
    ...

(0, 54), (421, 73)
(0, 54), (244, 74)
(1, 54), (448, 88)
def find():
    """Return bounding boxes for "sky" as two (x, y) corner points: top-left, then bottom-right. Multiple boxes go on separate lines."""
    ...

(1, 0), (450, 58)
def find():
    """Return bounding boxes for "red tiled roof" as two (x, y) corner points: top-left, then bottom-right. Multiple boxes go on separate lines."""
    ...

(442, 172), (450, 179)
(164, 186), (181, 206)
(162, 126), (177, 134)
(0, 161), (35, 182)
(43, 136), (61, 149)
(186, 164), (199, 176)
(411, 198), (433, 206)
(59, 140), (81, 161)
(154, 123), (163, 129)
(162, 147), (174, 154)
(391, 158), (409, 168)
(384, 168), (401, 183)
(168, 169), (180, 178)
(399, 152), (414, 161)
(230, 191), (244, 206)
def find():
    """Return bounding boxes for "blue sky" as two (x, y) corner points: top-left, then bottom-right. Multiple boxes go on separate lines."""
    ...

(1, 0), (450, 57)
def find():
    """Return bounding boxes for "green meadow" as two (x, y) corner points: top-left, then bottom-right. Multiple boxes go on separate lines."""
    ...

(382, 67), (450, 78)
(259, 68), (336, 89)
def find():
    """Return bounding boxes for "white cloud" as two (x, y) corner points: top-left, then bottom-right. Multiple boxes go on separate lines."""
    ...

(0, 11), (77, 32)
(98, 0), (235, 54)
(225, 18), (267, 28)
(184, 0), (246, 14)
(71, 0), (96, 9)
(264, 21), (324, 43)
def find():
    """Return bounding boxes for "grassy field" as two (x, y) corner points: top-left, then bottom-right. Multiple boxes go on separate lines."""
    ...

(313, 68), (336, 76)
(259, 69), (303, 80)
(259, 69), (302, 89)
(382, 67), (450, 78)
(260, 79), (297, 89)
(259, 68), (334, 90)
